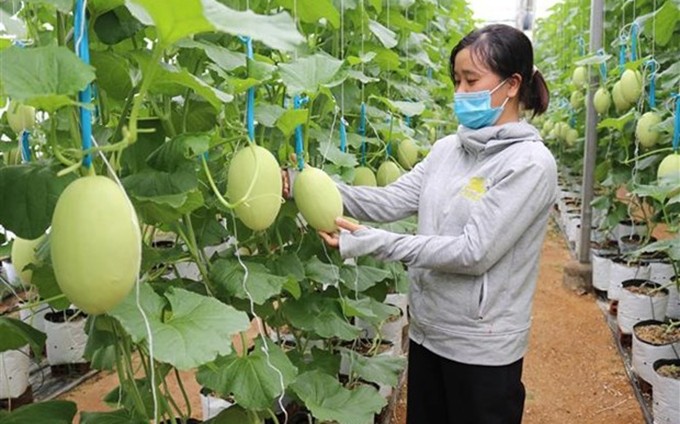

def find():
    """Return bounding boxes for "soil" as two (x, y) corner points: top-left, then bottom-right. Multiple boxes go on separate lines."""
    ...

(389, 222), (644, 424)
(623, 282), (666, 297)
(656, 364), (680, 379)
(634, 323), (680, 345)
(3, 221), (646, 423)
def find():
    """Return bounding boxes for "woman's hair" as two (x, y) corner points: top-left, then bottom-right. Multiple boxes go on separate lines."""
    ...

(450, 24), (549, 116)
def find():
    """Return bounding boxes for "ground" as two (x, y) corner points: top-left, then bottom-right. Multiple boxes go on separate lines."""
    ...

(53, 220), (644, 423)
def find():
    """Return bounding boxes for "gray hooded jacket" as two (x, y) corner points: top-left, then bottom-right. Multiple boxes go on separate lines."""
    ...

(337, 121), (557, 366)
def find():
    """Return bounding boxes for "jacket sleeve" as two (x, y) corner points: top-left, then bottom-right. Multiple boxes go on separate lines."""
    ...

(337, 154), (429, 223)
(339, 157), (557, 275)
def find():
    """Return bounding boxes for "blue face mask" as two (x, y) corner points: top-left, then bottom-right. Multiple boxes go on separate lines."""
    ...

(454, 79), (509, 129)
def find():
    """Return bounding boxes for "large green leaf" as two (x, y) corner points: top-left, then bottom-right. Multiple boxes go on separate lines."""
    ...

(109, 285), (250, 369)
(368, 20), (397, 49)
(0, 316), (46, 357)
(211, 258), (287, 305)
(276, 0), (340, 28)
(84, 315), (118, 371)
(0, 401), (77, 424)
(339, 263), (391, 292)
(203, 0), (304, 52)
(372, 96), (425, 117)
(276, 109), (309, 137)
(127, 0), (214, 47)
(0, 45), (96, 111)
(279, 54), (346, 95)
(205, 405), (261, 424)
(0, 163), (77, 239)
(31, 263), (71, 310)
(343, 349), (406, 386)
(290, 370), (386, 424)
(652, 0), (680, 47)
(197, 339), (297, 410)
(178, 39), (246, 71)
(90, 51), (133, 101)
(282, 292), (360, 340)
(318, 140), (358, 168)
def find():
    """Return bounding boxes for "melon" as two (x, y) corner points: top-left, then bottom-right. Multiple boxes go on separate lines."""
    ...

(397, 139), (419, 170)
(50, 176), (141, 315)
(6, 101), (35, 134)
(376, 161), (401, 186)
(570, 91), (584, 109)
(565, 128), (579, 146)
(226, 144), (283, 231)
(635, 112), (662, 148)
(620, 69), (642, 104)
(293, 166), (344, 232)
(572, 66), (587, 89)
(593, 87), (611, 114)
(612, 81), (631, 112)
(657, 153), (680, 184)
(353, 166), (377, 186)
(10, 236), (44, 285)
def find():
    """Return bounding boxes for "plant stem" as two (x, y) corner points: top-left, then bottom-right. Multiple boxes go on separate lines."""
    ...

(174, 368), (192, 418)
(127, 45), (164, 144)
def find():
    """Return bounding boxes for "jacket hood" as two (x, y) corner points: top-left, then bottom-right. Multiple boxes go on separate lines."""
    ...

(457, 121), (543, 157)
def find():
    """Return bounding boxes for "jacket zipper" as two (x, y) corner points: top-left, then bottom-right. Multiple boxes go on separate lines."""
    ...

(477, 273), (489, 320)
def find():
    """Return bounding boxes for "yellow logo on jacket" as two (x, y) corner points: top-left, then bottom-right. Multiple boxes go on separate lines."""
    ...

(461, 177), (486, 201)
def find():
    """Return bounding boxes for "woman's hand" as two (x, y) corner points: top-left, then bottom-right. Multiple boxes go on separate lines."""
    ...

(318, 217), (366, 248)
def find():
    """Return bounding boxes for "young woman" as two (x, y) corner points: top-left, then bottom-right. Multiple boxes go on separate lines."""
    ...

(318, 24), (556, 423)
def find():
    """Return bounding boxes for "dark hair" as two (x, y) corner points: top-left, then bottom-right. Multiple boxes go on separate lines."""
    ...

(450, 24), (549, 117)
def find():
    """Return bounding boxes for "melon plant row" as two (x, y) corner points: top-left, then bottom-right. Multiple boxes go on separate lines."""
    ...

(533, 0), (680, 239)
(0, 0), (474, 422)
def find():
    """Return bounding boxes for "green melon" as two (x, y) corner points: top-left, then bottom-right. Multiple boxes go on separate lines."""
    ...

(50, 176), (141, 315)
(570, 91), (584, 109)
(294, 166), (344, 232)
(353, 166), (377, 186)
(397, 139), (419, 170)
(612, 81), (631, 112)
(11, 236), (44, 285)
(376, 161), (401, 186)
(565, 128), (579, 146)
(635, 111), (662, 148)
(593, 87), (611, 114)
(226, 144), (283, 231)
(572, 66), (587, 89)
(6, 101), (35, 134)
(620, 69), (642, 104)
(657, 153), (680, 184)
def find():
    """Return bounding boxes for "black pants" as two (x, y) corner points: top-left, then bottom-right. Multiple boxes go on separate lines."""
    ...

(406, 340), (525, 424)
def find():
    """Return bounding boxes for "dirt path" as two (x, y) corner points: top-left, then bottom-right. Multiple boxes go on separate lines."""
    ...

(390, 221), (644, 424)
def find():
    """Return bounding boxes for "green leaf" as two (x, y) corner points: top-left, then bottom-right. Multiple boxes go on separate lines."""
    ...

(90, 51), (133, 101)
(211, 258), (287, 305)
(133, 53), (233, 108)
(0, 401), (77, 424)
(127, 0), (214, 47)
(0, 163), (77, 239)
(177, 39), (246, 71)
(0, 316), (46, 357)
(197, 339), (297, 410)
(279, 54), (345, 95)
(290, 370), (386, 424)
(0, 45), (96, 111)
(205, 405), (261, 424)
(368, 20), (397, 49)
(80, 409), (147, 424)
(339, 264), (391, 292)
(255, 104), (286, 128)
(203, 0), (304, 51)
(282, 292), (360, 340)
(340, 297), (399, 324)
(318, 140), (358, 168)
(345, 350), (406, 386)
(110, 285), (250, 369)
(31, 264), (71, 310)
(653, 0), (680, 47)
(276, 0), (340, 28)
(304, 256), (342, 284)
(372, 96), (425, 117)
(93, 6), (144, 45)
(276, 109), (309, 137)
(597, 110), (635, 131)
(84, 315), (118, 371)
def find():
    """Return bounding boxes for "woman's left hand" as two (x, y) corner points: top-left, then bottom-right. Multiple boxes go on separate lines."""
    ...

(318, 217), (366, 248)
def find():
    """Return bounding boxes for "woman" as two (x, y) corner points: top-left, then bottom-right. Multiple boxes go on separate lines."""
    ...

(318, 24), (556, 423)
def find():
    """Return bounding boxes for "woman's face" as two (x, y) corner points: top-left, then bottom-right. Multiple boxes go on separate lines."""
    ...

(453, 47), (519, 108)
